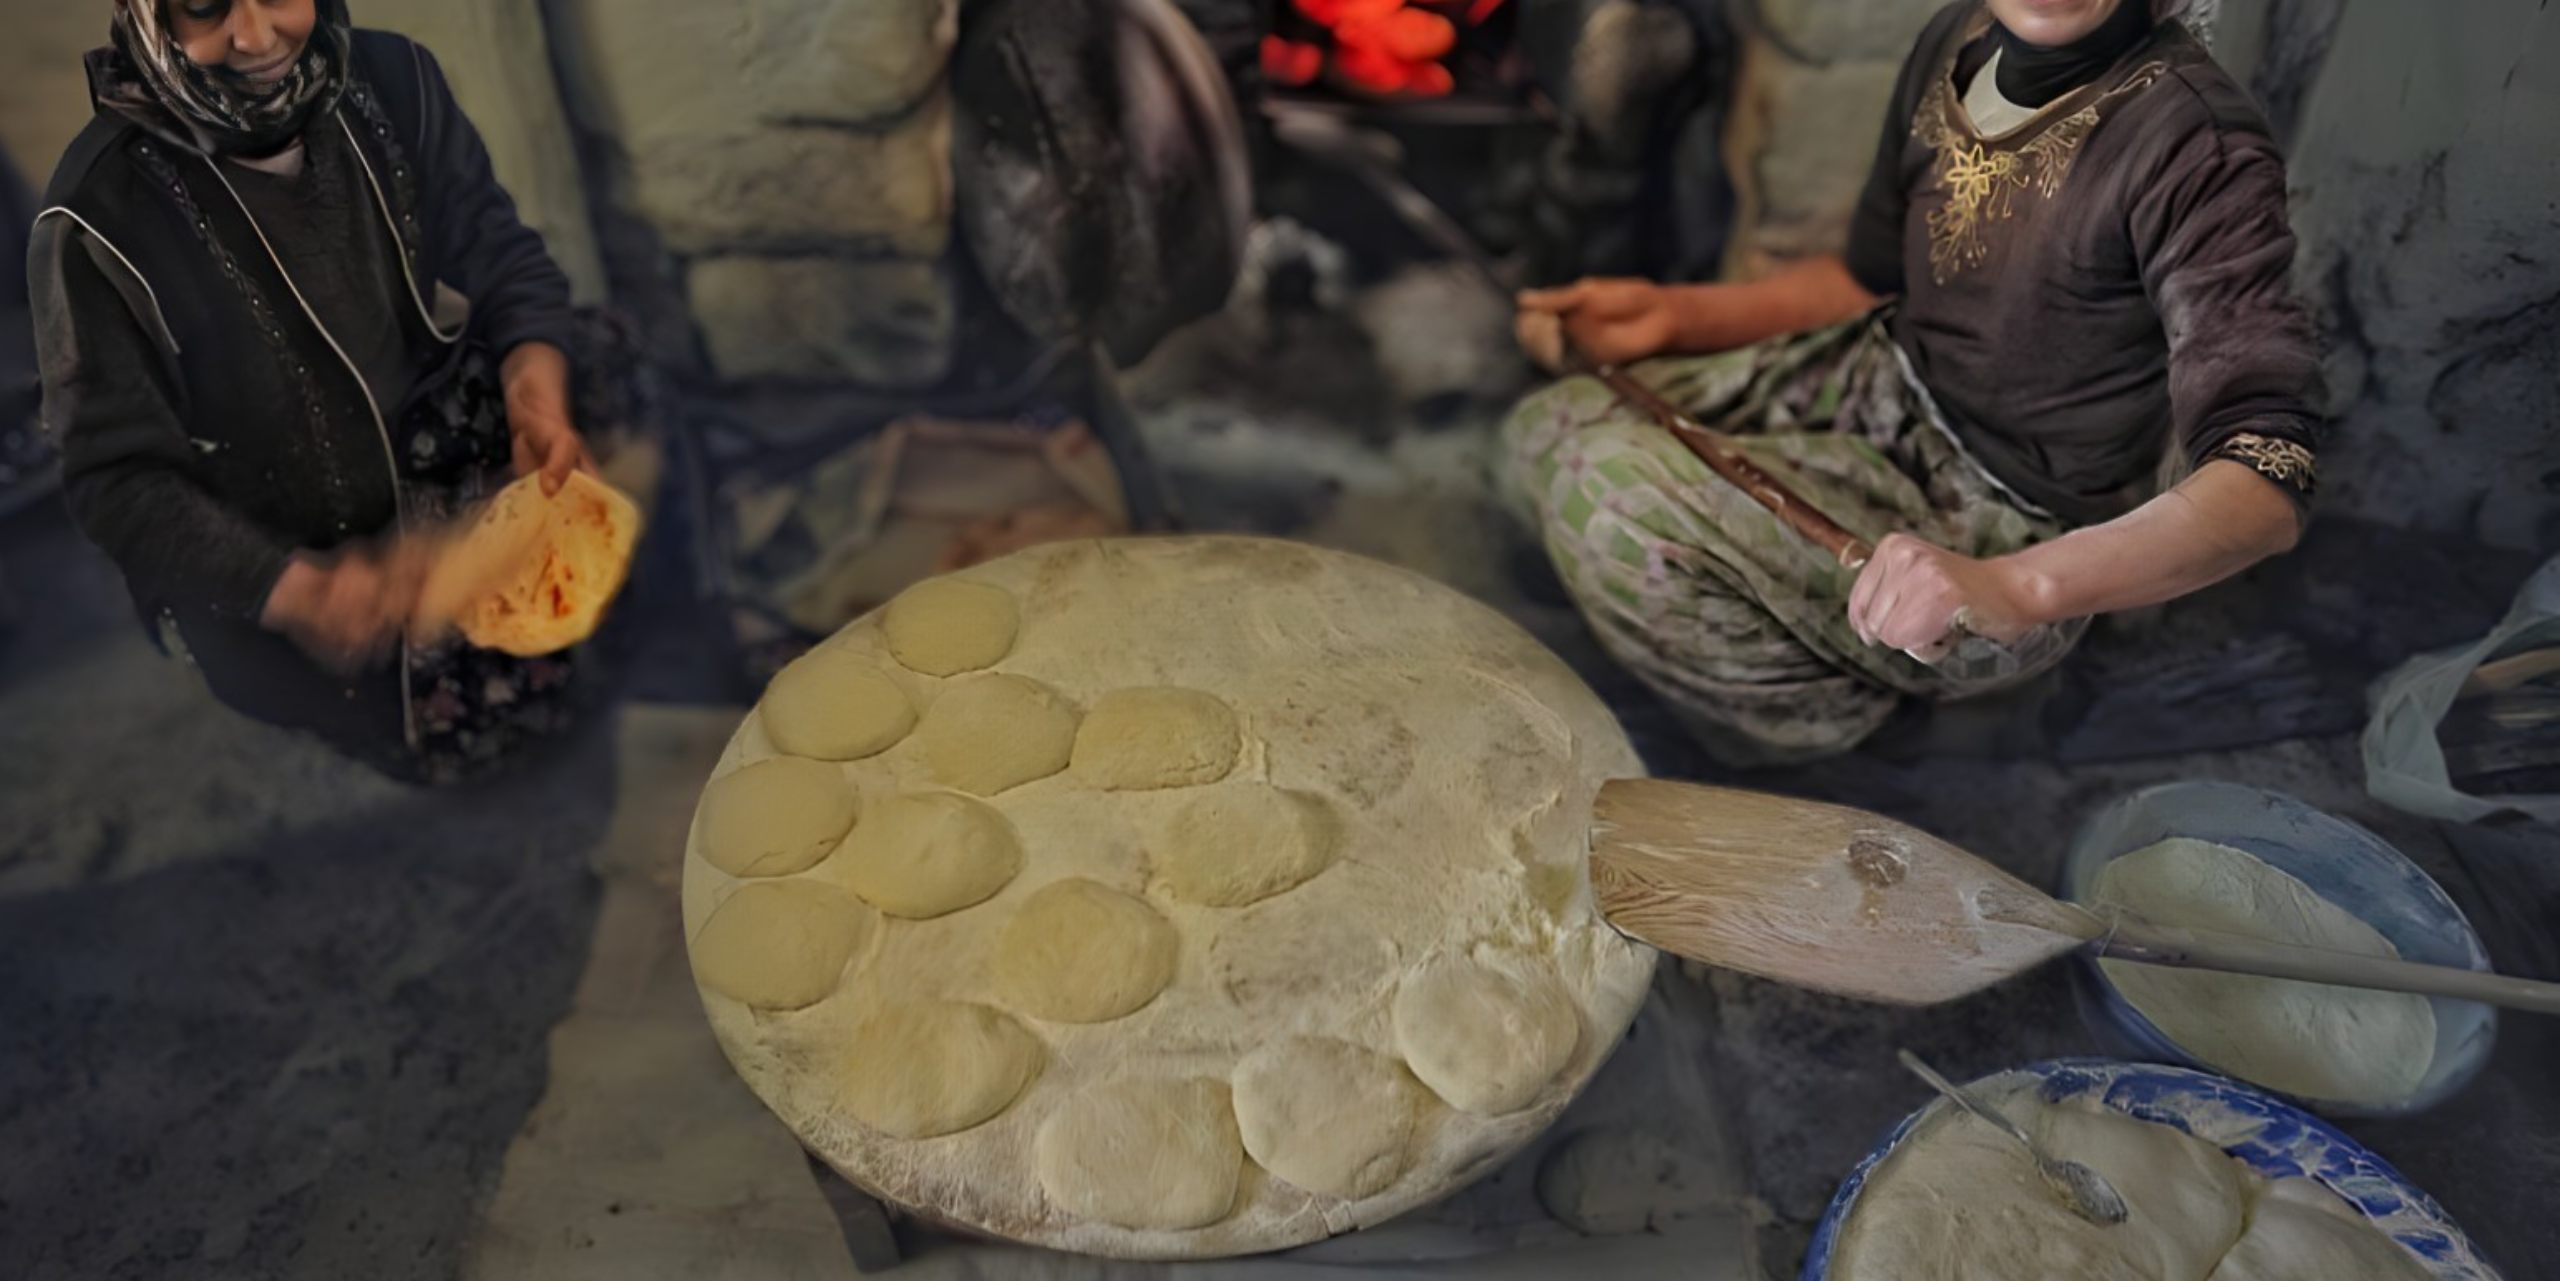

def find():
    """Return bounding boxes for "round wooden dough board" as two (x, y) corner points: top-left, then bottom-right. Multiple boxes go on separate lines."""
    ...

(681, 536), (1657, 1259)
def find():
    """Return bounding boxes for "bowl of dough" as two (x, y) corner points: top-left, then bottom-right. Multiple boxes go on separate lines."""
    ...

(2058, 781), (2496, 1118)
(1802, 1058), (2504, 1281)
(679, 536), (1657, 1259)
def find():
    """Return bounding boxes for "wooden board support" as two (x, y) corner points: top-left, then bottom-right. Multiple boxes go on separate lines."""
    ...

(803, 1150), (906, 1273)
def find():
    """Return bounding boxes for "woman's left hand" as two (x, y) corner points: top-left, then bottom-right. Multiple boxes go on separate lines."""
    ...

(1846, 533), (2047, 661)
(501, 341), (596, 495)
(508, 402), (593, 495)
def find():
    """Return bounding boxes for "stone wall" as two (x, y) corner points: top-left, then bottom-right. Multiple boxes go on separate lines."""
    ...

(0, 7), (117, 193)
(6, 1), (2549, 523)
(1720, 0), (2557, 548)
(543, 0), (958, 389)
(0, 0), (957, 392)
(2272, 0), (2560, 549)
(1719, 0), (1941, 276)
(353, 0), (608, 303)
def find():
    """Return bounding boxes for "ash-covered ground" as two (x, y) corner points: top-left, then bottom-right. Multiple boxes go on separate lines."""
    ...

(2, 256), (2551, 1280)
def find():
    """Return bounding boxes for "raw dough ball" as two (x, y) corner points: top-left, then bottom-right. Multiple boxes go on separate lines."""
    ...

(691, 880), (873, 1010)
(1210, 888), (1401, 1011)
(831, 792), (1024, 918)
(2092, 838), (2436, 1105)
(840, 1002), (1044, 1138)
(2209, 1178), (2430, 1281)
(1392, 951), (1580, 1114)
(1036, 1078), (1242, 1230)
(682, 537), (1666, 1258)
(1232, 1038), (1425, 1199)
(883, 578), (1020, 676)
(992, 879), (1178, 1023)
(698, 757), (859, 878)
(1833, 1092), (2251, 1281)
(1533, 1128), (1726, 1235)
(1157, 784), (1336, 906)
(918, 674), (1079, 795)
(760, 649), (916, 760)
(1837, 1086), (2434, 1281)
(1071, 687), (1241, 790)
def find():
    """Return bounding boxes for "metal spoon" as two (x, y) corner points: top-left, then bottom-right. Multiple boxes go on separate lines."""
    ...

(1896, 1050), (2130, 1226)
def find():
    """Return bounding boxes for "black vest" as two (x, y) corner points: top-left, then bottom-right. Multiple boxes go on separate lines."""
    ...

(41, 33), (503, 753)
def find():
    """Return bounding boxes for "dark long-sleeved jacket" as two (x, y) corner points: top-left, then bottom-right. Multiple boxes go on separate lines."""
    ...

(1843, 3), (2325, 526)
(30, 29), (572, 745)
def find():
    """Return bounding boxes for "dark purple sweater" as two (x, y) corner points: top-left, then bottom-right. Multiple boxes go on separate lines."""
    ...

(1846, 2), (2324, 526)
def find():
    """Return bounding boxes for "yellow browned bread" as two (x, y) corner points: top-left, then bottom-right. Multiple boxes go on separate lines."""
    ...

(418, 471), (641, 656)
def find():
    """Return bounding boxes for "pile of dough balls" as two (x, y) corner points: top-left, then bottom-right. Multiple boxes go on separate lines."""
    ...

(1834, 1085), (2433, 1281)
(686, 567), (1609, 1247)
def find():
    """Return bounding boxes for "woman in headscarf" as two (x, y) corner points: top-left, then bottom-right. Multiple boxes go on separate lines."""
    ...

(1505, 0), (2322, 765)
(30, 0), (641, 783)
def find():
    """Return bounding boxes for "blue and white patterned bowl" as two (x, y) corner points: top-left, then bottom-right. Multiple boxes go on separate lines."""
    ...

(2059, 781), (2497, 1118)
(1801, 1059), (2503, 1281)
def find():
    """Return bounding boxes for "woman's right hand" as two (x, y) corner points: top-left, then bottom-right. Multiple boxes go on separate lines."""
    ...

(1514, 278), (1684, 371)
(260, 550), (419, 674)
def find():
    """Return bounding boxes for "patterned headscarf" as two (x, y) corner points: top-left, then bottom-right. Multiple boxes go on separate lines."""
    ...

(93, 0), (353, 156)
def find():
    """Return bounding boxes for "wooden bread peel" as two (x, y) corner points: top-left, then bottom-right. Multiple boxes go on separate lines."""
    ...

(1587, 778), (2560, 1014)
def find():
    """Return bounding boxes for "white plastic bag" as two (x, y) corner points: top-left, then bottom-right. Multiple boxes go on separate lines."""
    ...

(2363, 555), (2560, 822)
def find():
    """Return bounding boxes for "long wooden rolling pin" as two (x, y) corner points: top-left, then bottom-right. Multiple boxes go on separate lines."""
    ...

(1560, 341), (1880, 569)
(1279, 115), (1954, 582)
(1556, 337), (2065, 671)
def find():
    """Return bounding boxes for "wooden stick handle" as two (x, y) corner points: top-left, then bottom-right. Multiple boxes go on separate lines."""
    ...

(1557, 338), (2043, 666)
(1561, 345), (1875, 570)
(2461, 646), (2560, 697)
(2100, 920), (2560, 1015)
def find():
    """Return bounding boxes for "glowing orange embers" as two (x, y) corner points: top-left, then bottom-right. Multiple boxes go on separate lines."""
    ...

(1263, 0), (1507, 99)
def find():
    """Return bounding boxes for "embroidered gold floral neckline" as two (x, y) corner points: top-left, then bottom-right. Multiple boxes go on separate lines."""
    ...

(1913, 58), (2171, 285)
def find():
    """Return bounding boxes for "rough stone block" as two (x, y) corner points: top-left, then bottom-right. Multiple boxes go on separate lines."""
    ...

(1727, 52), (1902, 264)
(686, 256), (952, 388)
(547, 0), (959, 330)
(549, 0), (953, 139)
(620, 100), (951, 257)
(2281, 0), (2560, 546)
(0, 4), (110, 183)
(355, 0), (608, 302)
(1751, 57), (1899, 225)
(1755, 0), (1951, 64)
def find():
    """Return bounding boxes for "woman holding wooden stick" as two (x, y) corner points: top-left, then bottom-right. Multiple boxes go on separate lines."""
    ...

(1507, 0), (2321, 766)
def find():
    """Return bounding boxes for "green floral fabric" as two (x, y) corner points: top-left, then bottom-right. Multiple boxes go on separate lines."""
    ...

(1501, 310), (2086, 766)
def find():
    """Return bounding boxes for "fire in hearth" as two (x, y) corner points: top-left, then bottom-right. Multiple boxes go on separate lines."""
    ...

(1261, 0), (1514, 100)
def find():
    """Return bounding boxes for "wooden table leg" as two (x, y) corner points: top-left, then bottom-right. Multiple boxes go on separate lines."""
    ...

(1075, 342), (1182, 533)
(802, 1150), (905, 1273)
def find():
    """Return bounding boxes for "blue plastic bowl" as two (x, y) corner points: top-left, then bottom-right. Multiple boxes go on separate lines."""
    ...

(1802, 1059), (2504, 1281)
(2056, 782), (2496, 1119)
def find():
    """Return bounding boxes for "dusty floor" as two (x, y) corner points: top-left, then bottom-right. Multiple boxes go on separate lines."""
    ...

(1, 264), (2554, 1279)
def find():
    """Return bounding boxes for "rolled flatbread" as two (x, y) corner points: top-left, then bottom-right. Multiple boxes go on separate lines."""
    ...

(415, 471), (641, 656)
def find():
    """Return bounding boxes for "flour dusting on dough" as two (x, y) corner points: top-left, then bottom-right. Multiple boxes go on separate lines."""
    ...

(681, 538), (1656, 1259)
(2092, 837), (2436, 1105)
